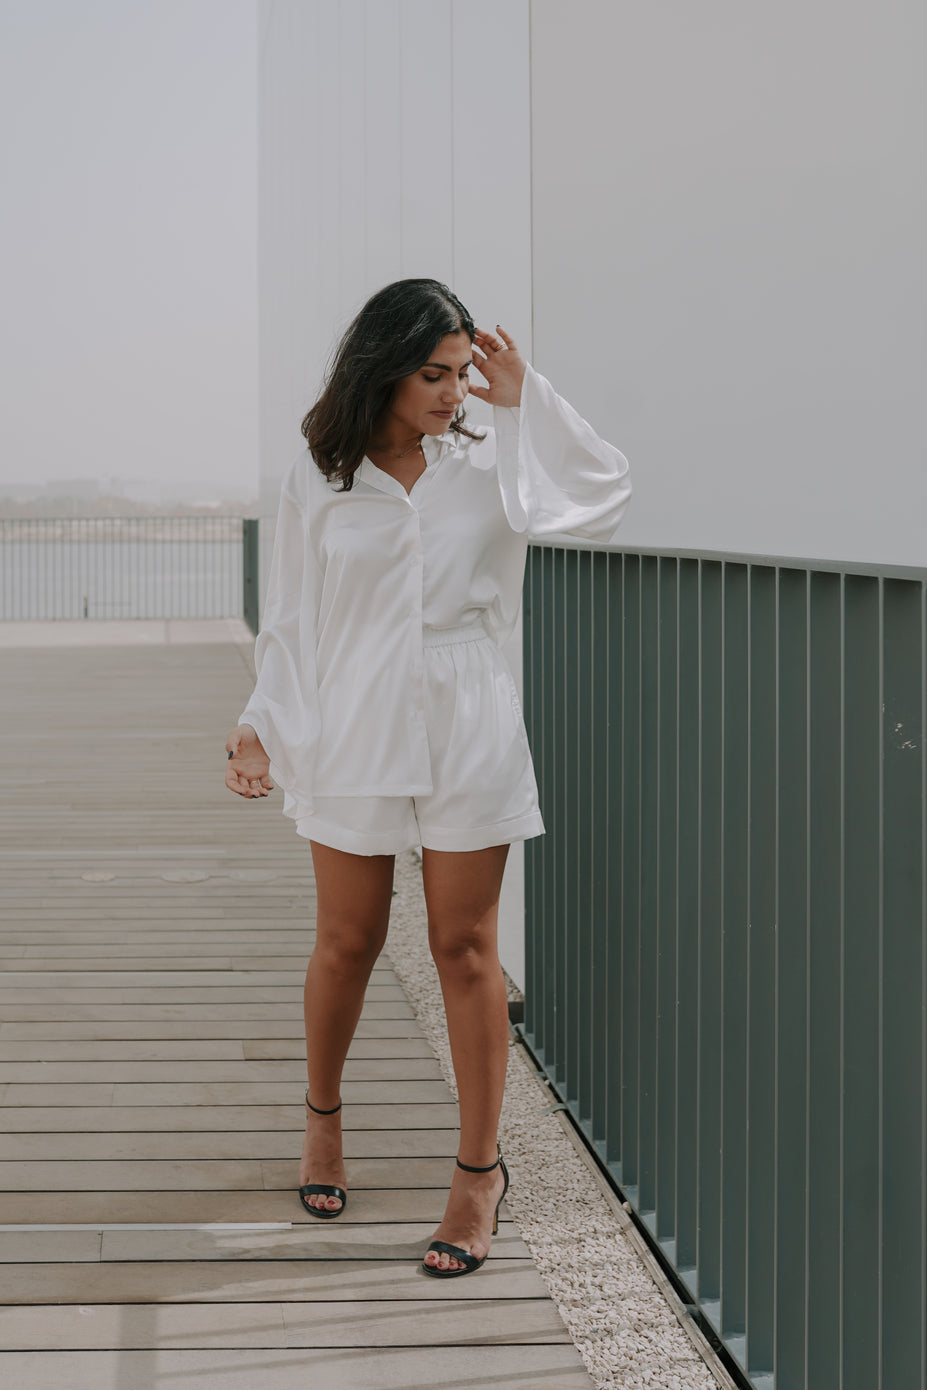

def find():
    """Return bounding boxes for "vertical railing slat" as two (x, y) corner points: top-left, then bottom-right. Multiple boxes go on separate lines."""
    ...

(604, 553), (625, 1177)
(588, 549), (610, 1146)
(620, 554), (642, 1204)
(637, 555), (660, 1224)
(656, 556), (679, 1249)
(880, 578), (926, 1390)
(746, 564), (777, 1378)
(841, 573), (882, 1390)
(721, 562), (750, 1348)
(674, 557), (700, 1278)
(775, 565), (811, 1390)
(697, 559), (724, 1313)
(806, 571), (844, 1390)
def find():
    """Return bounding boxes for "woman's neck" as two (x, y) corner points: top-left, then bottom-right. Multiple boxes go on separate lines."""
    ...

(367, 429), (423, 458)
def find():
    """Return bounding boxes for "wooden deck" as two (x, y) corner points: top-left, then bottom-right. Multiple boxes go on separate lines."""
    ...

(0, 627), (593, 1388)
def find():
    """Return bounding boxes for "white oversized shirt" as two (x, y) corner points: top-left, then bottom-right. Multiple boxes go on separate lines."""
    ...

(239, 363), (631, 823)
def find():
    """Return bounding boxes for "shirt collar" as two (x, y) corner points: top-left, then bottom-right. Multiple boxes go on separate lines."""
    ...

(356, 430), (462, 497)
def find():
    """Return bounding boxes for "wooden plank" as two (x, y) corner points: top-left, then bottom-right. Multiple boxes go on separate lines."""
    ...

(0, 1155), (473, 1192)
(0, 1258), (553, 1304)
(0, 1128), (460, 1162)
(0, 1345), (594, 1390)
(0, 1002), (414, 1021)
(0, 1103), (461, 1133)
(0, 1019), (419, 1039)
(0, 1188), (458, 1226)
(0, 1298), (569, 1349)
(0, 1057), (443, 1084)
(0, 1037), (432, 1060)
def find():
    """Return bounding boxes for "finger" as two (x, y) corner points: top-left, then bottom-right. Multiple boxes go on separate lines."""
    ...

(466, 383), (492, 403)
(496, 325), (516, 349)
(474, 329), (503, 353)
(249, 779), (264, 798)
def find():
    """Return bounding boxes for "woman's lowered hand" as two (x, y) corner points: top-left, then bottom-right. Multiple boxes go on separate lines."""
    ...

(468, 326), (526, 408)
(225, 724), (274, 798)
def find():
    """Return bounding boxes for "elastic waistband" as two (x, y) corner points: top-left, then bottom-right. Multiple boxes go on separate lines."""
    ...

(423, 623), (488, 648)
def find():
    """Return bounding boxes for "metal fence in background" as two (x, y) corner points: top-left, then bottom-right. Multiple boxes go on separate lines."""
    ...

(522, 544), (926, 1390)
(0, 517), (258, 627)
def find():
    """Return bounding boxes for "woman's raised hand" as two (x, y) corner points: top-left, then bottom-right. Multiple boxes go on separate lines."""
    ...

(468, 326), (526, 409)
(225, 724), (274, 798)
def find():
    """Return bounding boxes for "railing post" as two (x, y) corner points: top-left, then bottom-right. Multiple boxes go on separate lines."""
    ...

(242, 518), (259, 635)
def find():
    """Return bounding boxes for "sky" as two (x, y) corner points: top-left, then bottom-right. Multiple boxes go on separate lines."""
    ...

(0, 0), (257, 500)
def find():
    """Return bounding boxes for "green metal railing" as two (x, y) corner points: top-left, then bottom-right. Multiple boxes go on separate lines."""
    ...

(522, 544), (926, 1390)
(0, 517), (260, 631)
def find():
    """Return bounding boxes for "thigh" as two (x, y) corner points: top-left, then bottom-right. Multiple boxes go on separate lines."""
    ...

(309, 841), (396, 949)
(421, 845), (510, 949)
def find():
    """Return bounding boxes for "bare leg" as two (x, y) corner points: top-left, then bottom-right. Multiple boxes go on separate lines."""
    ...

(299, 842), (394, 1213)
(421, 844), (510, 1271)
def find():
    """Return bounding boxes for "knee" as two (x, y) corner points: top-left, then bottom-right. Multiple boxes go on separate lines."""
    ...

(314, 918), (386, 978)
(428, 921), (498, 982)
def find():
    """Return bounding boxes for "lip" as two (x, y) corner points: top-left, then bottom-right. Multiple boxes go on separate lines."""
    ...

(431, 411), (455, 418)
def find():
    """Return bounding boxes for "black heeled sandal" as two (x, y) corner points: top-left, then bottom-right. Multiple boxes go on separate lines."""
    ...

(421, 1146), (509, 1278)
(298, 1090), (347, 1220)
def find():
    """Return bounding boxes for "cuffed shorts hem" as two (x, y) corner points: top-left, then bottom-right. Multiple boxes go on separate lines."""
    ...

(294, 812), (419, 857)
(419, 810), (545, 853)
(295, 804), (545, 857)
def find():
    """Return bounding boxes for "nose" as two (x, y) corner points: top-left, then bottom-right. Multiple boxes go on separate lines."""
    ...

(444, 378), (467, 405)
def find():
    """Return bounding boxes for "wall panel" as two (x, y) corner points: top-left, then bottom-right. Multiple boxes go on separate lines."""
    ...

(528, 0), (927, 566)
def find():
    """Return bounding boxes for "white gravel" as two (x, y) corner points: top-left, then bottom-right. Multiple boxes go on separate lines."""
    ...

(386, 850), (732, 1390)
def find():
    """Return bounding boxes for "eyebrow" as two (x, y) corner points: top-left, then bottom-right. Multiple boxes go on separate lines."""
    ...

(424, 360), (472, 371)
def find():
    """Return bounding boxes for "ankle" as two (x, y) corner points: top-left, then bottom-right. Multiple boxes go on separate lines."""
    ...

(456, 1146), (500, 1173)
(305, 1089), (342, 1116)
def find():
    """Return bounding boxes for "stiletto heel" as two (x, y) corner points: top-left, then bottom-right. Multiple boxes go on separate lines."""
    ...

(298, 1089), (347, 1220)
(421, 1145), (509, 1278)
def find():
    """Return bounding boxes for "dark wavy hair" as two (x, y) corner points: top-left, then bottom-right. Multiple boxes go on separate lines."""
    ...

(301, 279), (485, 491)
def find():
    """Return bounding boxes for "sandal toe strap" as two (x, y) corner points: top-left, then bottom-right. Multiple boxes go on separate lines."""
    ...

(299, 1184), (346, 1201)
(426, 1240), (481, 1271)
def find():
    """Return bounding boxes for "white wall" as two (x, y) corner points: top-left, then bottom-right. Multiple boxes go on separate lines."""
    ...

(258, 0), (532, 985)
(529, 0), (926, 567)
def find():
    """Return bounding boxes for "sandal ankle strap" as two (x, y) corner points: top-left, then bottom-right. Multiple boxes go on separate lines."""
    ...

(305, 1089), (342, 1115)
(456, 1145), (501, 1174)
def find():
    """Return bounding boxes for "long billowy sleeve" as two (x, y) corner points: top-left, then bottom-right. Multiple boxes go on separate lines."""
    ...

(238, 458), (321, 818)
(493, 362), (631, 541)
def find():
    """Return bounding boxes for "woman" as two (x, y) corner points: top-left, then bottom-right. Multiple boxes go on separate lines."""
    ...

(225, 279), (631, 1277)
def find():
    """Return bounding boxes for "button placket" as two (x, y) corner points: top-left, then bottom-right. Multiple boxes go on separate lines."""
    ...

(407, 516), (427, 743)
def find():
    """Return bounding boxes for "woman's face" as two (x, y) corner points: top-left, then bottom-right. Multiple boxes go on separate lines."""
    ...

(385, 331), (472, 437)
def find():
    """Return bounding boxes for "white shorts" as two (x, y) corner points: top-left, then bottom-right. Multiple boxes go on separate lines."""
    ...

(296, 625), (545, 856)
